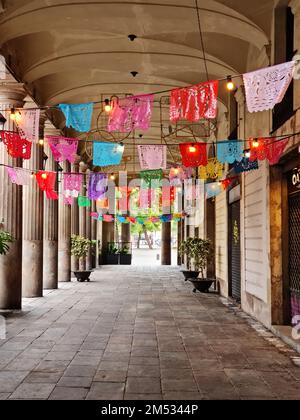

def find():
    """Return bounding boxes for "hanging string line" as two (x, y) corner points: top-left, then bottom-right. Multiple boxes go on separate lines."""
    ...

(6, 59), (299, 112)
(195, 0), (209, 82)
(0, 130), (299, 146)
(0, 133), (297, 176)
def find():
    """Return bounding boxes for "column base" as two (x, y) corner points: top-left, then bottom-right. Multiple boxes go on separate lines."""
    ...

(58, 240), (71, 282)
(0, 241), (22, 310)
(71, 256), (79, 272)
(22, 240), (43, 298)
(43, 240), (58, 290)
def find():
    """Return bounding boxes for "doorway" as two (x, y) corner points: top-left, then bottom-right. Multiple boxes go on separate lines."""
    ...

(206, 198), (216, 279)
(228, 198), (241, 302)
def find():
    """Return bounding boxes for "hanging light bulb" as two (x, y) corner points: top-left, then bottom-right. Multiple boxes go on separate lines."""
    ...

(41, 173), (48, 180)
(10, 108), (16, 121)
(15, 112), (22, 123)
(110, 174), (116, 181)
(39, 139), (44, 146)
(30, 172), (35, 179)
(252, 139), (260, 148)
(245, 150), (251, 159)
(189, 144), (197, 153)
(104, 99), (112, 113)
(226, 76), (235, 91)
(174, 168), (179, 175)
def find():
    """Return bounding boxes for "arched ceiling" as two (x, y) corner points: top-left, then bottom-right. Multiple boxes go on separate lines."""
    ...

(0, 0), (274, 169)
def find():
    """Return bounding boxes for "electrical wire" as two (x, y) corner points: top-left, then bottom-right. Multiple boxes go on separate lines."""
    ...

(195, 0), (209, 82)
(0, 132), (297, 175)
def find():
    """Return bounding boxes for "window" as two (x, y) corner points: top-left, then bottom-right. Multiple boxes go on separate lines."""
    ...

(273, 6), (295, 132)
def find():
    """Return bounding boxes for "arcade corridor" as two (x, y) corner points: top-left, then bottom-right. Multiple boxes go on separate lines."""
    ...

(0, 266), (299, 400)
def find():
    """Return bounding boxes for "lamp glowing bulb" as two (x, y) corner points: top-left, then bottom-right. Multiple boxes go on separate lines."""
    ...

(41, 173), (48, 180)
(252, 140), (260, 148)
(39, 139), (44, 146)
(30, 173), (35, 179)
(174, 168), (179, 175)
(245, 150), (251, 159)
(110, 174), (116, 181)
(10, 108), (16, 121)
(226, 76), (235, 91)
(15, 112), (22, 123)
(189, 145), (197, 153)
(104, 99), (112, 113)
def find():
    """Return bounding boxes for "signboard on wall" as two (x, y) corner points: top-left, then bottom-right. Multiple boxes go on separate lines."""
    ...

(288, 166), (300, 195)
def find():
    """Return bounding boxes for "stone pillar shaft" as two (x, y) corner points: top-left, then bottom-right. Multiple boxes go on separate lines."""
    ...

(161, 222), (172, 266)
(0, 88), (25, 308)
(86, 202), (92, 270)
(43, 122), (59, 289)
(22, 99), (44, 298)
(71, 163), (79, 272)
(79, 167), (86, 270)
(58, 163), (71, 282)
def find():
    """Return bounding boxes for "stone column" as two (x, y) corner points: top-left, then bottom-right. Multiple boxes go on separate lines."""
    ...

(291, 0), (300, 111)
(0, 84), (26, 309)
(121, 221), (131, 244)
(177, 220), (182, 266)
(85, 200), (92, 270)
(102, 220), (115, 264)
(71, 163), (79, 272)
(91, 200), (97, 269)
(22, 97), (44, 298)
(43, 120), (59, 289)
(79, 165), (87, 270)
(58, 162), (71, 282)
(161, 221), (172, 265)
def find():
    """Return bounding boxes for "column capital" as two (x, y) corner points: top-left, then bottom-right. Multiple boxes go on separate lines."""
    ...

(44, 119), (62, 137)
(289, 0), (300, 16)
(0, 82), (26, 107)
(234, 86), (245, 104)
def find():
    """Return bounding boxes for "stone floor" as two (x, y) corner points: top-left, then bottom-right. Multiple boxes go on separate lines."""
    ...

(0, 266), (300, 400)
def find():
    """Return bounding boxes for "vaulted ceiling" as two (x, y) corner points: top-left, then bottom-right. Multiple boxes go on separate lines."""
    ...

(0, 0), (275, 170)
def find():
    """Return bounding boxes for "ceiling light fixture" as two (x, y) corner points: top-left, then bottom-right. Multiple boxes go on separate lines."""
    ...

(128, 34), (137, 42)
(189, 145), (197, 153)
(10, 108), (16, 121)
(226, 76), (235, 91)
(244, 150), (251, 159)
(131, 71), (138, 78)
(104, 99), (112, 113)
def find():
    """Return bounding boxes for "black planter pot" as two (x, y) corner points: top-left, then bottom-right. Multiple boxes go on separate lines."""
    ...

(189, 279), (214, 293)
(181, 270), (200, 281)
(107, 254), (119, 265)
(74, 271), (92, 283)
(120, 254), (132, 265)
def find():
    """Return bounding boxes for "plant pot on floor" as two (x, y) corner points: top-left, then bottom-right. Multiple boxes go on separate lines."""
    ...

(106, 254), (119, 265)
(74, 271), (93, 282)
(189, 278), (215, 293)
(181, 270), (200, 281)
(120, 254), (132, 265)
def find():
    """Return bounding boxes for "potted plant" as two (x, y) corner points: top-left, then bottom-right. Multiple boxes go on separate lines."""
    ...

(0, 231), (14, 255)
(71, 235), (93, 282)
(119, 243), (132, 265)
(179, 238), (215, 293)
(106, 242), (119, 265)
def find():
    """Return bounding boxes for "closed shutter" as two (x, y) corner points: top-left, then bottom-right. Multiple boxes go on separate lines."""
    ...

(289, 193), (300, 323)
(230, 201), (241, 302)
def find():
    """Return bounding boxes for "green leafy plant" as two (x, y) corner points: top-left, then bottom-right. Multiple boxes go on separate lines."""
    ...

(119, 245), (130, 255)
(0, 231), (14, 256)
(71, 235), (92, 261)
(107, 243), (119, 255)
(179, 238), (214, 278)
